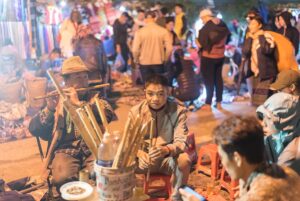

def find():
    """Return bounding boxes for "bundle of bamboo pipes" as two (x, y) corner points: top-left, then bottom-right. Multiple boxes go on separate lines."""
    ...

(76, 98), (110, 157)
(112, 115), (151, 169)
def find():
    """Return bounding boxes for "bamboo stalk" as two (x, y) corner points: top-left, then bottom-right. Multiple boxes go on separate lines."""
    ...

(126, 121), (149, 166)
(112, 118), (132, 168)
(34, 83), (110, 100)
(121, 117), (142, 167)
(76, 108), (99, 156)
(95, 98), (110, 133)
(146, 118), (154, 182)
(84, 104), (103, 141)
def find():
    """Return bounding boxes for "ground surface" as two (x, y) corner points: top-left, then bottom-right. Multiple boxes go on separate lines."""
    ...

(0, 84), (256, 200)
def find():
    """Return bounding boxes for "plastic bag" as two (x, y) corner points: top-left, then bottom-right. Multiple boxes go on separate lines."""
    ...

(113, 53), (125, 71)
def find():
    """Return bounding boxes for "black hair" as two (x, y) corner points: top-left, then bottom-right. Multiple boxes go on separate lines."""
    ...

(145, 74), (169, 88)
(175, 3), (184, 11)
(137, 8), (145, 13)
(145, 10), (156, 19)
(213, 115), (265, 164)
(122, 12), (130, 19)
(160, 7), (168, 16)
(165, 16), (174, 24)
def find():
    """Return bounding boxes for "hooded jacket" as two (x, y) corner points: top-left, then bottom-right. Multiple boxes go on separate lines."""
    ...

(277, 11), (299, 55)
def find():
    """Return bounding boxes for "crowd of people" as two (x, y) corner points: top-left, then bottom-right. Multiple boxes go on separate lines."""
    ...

(1, 1), (300, 201)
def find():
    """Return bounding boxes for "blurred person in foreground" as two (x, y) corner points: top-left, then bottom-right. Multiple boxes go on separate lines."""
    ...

(180, 115), (300, 201)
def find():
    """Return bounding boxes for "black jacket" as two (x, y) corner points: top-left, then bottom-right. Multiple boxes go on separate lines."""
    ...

(277, 27), (299, 55)
(242, 35), (278, 80)
(113, 19), (128, 46)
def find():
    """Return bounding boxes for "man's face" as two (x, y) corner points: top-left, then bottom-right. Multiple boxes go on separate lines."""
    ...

(248, 19), (262, 34)
(119, 15), (128, 24)
(145, 84), (168, 110)
(200, 14), (210, 24)
(65, 71), (89, 94)
(246, 14), (256, 23)
(138, 12), (145, 21)
(174, 6), (182, 15)
(166, 21), (174, 31)
(218, 146), (242, 180)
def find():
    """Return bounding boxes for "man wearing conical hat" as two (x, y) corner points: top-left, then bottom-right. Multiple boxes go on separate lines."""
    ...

(29, 56), (116, 194)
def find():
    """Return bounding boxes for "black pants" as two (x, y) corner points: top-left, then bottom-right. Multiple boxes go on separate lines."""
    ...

(119, 44), (129, 72)
(140, 64), (164, 82)
(200, 57), (224, 105)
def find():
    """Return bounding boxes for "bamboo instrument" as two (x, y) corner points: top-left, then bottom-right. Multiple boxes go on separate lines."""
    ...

(84, 104), (103, 141)
(146, 118), (155, 182)
(126, 121), (149, 167)
(112, 117), (134, 168)
(76, 108), (100, 154)
(121, 117), (142, 167)
(34, 83), (110, 100)
(95, 99), (109, 133)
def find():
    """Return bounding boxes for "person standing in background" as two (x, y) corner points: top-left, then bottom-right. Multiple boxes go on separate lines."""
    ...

(197, 9), (230, 110)
(174, 4), (187, 41)
(113, 12), (130, 72)
(59, 10), (84, 58)
(277, 11), (299, 55)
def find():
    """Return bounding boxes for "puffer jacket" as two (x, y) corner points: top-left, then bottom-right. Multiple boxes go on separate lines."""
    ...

(173, 51), (200, 102)
(127, 100), (188, 157)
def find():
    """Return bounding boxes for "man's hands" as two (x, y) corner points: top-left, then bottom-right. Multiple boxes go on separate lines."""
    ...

(64, 87), (82, 106)
(137, 146), (170, 170)
(46, 87), (82, 112)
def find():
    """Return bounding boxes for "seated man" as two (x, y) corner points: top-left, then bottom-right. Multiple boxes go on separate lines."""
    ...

(180, 115), (300, 201)
(29, 56), (116, 191)
(127, 74), (191, 201)
(256, 69), (300, 162)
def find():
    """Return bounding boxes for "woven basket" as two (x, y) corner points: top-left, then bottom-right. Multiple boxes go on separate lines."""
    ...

(0, 79), (23, 103)
(25, 77), (48, 108)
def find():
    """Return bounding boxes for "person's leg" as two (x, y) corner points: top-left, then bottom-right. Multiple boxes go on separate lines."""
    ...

(159, 153), (191, 201)
(215, 58), (224, 106)
(120, 44), (129, 72)
(51, 152), (81, 192)
(200, 57), (215, 105)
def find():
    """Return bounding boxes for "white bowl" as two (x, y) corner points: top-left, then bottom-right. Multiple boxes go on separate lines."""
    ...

(60, 181), (93, 201)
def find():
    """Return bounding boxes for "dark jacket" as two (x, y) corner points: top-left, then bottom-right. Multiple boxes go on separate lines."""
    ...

(113, 19), (128, 46)
(242, 35), (278, 80)
(277, 11), (299, 55)
(73, 35), (108, 82)
(198, 19), (231, 59)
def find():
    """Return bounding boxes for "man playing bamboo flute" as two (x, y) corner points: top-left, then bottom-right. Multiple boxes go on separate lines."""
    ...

(28, 56), (116, 192)
(127, 74), (191, 201)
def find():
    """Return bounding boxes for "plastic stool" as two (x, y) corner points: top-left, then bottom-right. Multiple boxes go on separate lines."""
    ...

(144, 174), (172, 201)
(220, 167), (239, 200)
(197, 144), (220, 180)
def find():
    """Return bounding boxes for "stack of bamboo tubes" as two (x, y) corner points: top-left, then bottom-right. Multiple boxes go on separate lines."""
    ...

(76, 98), (110, 158)
(112, 115), (150, 168)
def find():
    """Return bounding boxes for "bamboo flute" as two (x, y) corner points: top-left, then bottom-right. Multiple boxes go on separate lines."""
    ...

(95, 99), (110, 133)
(84, 104), (103, 141)
(34, 83), (110, 100)
(146, 118), (154, 182)
(76, 108), (99, 156)
(112, 117), (132, 168)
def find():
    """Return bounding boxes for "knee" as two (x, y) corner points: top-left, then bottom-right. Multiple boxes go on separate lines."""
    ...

(177, 153), (191, 171)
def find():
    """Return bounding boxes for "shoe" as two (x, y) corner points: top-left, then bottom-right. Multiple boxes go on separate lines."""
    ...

(200, 104), (211, 110)
(214, 102), (222, 110)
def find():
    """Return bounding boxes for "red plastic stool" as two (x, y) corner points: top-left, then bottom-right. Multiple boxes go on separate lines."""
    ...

(220, 167), (239, 200)
(144, 174), (172, 201)
(197, 144), (221, 180)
